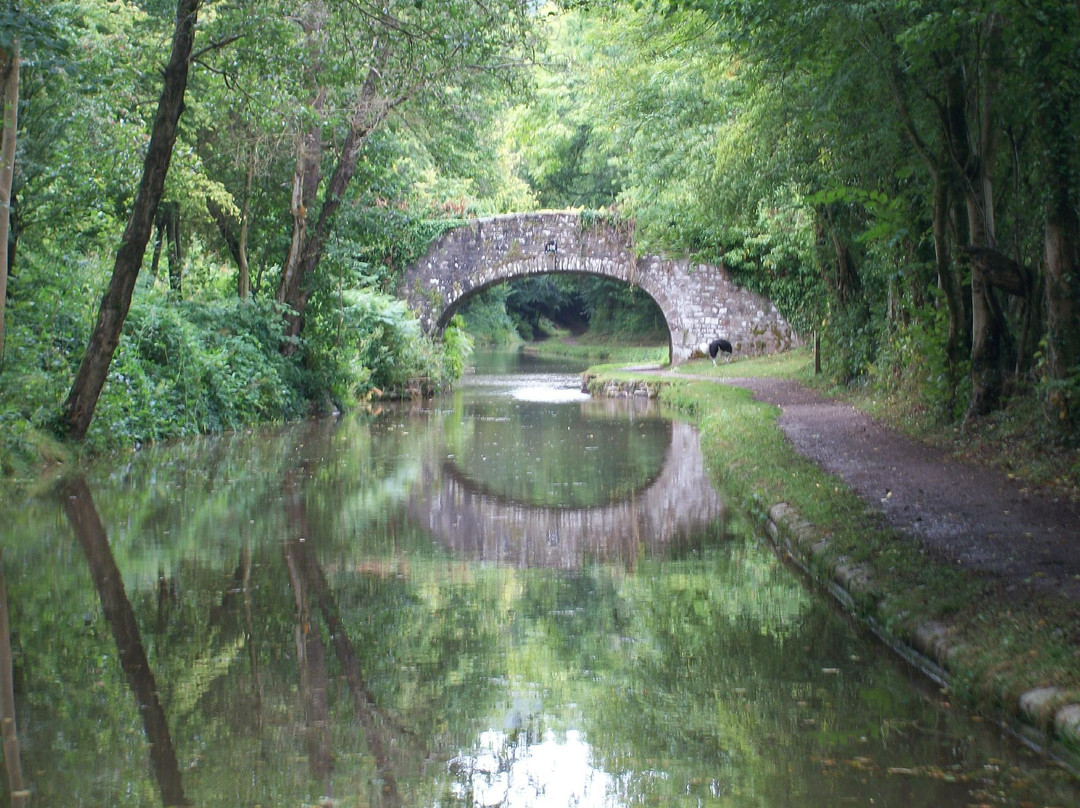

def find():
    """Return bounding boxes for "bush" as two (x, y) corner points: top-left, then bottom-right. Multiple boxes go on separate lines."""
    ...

(457, 285), (523, 346)
(305, 288), (470, 404)
(869, 297), (969, 423)
(820, 297), (882, 385)
(84, 297), (308, 450)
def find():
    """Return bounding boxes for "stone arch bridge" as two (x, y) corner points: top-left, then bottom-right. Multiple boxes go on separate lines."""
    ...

(400, 211), (798, 364)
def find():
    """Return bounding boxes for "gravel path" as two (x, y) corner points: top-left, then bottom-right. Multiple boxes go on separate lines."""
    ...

(717, 376), (1080, 604)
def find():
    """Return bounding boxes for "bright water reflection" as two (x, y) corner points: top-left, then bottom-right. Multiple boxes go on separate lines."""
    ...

(450, 729), (613, 807)
(0, 350), (1076, 807)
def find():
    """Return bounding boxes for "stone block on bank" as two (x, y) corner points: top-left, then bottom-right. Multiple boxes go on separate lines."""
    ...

(1019, 687), (1067, 729)
(1054, 703), (1080, 748)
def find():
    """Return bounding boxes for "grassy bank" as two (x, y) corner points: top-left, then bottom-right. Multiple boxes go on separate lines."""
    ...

(587, 350), (1080, 762)
(527, 334), (668, 366)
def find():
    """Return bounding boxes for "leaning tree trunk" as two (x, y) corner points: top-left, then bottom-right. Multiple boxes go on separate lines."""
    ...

(59, 0), (200, 441)
(206, 154), (254, 299)
(276, 93), (324, 330)
(879, 39), (969, 403)
(63, 477), (190, 806)
(278, 103), (391, 349)
(276, 2), (328, 348)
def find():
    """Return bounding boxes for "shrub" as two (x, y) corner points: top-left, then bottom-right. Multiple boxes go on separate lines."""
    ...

(305, 288), (469, 404)
(84, 298), (308, 450)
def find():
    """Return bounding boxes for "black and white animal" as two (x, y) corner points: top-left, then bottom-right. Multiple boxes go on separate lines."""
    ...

(698, 338), (733, 364)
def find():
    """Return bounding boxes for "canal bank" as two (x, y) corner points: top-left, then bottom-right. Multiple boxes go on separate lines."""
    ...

(583, 361), (1080, 774)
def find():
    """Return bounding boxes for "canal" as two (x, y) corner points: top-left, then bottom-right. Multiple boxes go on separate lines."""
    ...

(0, 350), (1076, 806)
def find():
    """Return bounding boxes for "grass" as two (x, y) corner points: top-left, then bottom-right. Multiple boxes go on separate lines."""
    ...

(588, 350), (1080, 750)
(528, 333), (668, 366)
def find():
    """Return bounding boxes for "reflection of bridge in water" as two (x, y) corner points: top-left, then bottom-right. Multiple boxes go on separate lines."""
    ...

(410, 421), (724, 568)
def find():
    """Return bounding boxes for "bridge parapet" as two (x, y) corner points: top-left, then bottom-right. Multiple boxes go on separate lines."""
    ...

(400, 211), (798, 364)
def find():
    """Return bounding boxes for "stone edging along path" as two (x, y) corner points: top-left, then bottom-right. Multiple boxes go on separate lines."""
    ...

(584, 369), (1080, 769)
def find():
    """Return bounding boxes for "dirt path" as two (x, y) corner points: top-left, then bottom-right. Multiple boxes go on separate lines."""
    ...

(640, 368), (1080, 603)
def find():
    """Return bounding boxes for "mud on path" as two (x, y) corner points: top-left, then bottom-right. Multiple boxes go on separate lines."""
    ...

(718, 376), (1080, 605)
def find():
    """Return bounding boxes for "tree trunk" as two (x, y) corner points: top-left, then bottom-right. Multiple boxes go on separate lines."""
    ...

(276, 33), (396, 352)
(968, 255), (1006, 417)
(278, 101), (391, 348)
(1035, 4), (1080, 442)
(1043, 191), (1080, 439)
(815, 204), (860, 303)
(877, 35), (969, 400)
(237, 215), (250, 299)
(58, 0), (200, 441)
(276, 94), (324, 323)
(237, 153), (254, 299)
(207, 153), (254, 299)
(150, 218), (165, 282)
(160, 201), (182, 298)
(931, 168), (968, 372)
(276, 3), (328, 345)
(0, 35), (19, 362)
(940, 38), (1007, 420)
(207, 196), (243, 268)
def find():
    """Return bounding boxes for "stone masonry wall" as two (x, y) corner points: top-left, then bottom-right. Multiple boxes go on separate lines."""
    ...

(399, 211), (799, 364)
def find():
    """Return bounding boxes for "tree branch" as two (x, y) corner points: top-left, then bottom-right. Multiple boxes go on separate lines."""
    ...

(191, 33), (242, 63)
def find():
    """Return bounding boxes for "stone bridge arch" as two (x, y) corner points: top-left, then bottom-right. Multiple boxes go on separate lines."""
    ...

(399, 211), (798, 364)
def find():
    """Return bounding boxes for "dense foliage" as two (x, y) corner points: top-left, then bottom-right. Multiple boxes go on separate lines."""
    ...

(0, 0), (536, 468)
(501, 1), (1080, 442)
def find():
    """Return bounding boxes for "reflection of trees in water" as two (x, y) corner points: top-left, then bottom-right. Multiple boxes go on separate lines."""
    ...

(282, 532), (333, 787)
(206, 543), (263, 729)
(7, 459), (1058, 808)
(282, 469), (423, 808)
(0, 550), (29, 807)
(61, 476), (190, 807)
(45, 468), (431, 807)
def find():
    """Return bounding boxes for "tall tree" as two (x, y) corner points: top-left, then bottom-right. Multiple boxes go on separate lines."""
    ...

(58, 0), (201, 440)
(1019, 0), (1080, 439)
(0, 19), (18, 362)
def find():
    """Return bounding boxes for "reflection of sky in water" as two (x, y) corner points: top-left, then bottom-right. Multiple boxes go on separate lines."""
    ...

(510, 385), (591, 403)
(467, 371), (586, 393)
(463, 350), (590, 405)
(451, 729), (622, 808)
(466, 362), (592, 403)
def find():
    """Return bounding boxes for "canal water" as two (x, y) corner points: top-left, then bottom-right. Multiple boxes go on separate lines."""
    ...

(0, 350), (1076, 807)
